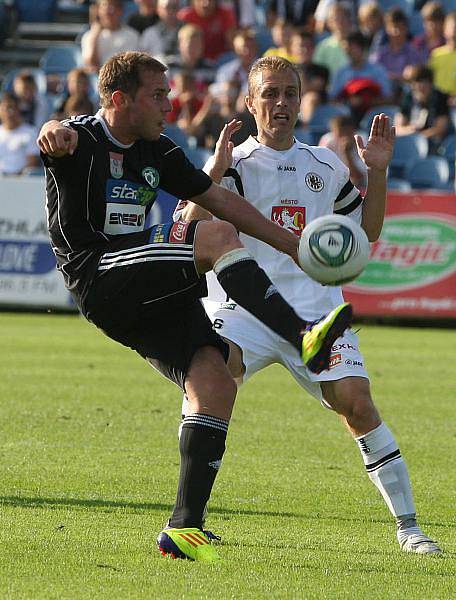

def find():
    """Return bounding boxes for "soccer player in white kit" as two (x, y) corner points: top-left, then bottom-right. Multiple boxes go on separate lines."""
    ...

(175, 56), (441, 554)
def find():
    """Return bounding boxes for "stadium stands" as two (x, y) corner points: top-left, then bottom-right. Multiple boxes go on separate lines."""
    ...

(0, 0), (453, 194)
(405, 155), (451, 189)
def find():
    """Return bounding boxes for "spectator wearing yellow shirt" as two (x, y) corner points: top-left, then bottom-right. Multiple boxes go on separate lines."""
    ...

(429, 12), (456, 96)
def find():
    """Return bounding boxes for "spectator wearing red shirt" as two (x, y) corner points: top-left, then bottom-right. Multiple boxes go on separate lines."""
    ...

(177, 0), (237, 61)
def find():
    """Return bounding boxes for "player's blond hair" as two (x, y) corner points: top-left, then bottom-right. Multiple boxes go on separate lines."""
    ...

(247, 56), (302, 98)
(98, 51), (167, 108)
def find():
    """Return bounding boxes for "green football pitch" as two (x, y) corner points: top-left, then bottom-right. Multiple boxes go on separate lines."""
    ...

(0, 313), (454, 599)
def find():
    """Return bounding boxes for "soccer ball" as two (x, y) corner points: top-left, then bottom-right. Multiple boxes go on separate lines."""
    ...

(298, 214), (370, 286)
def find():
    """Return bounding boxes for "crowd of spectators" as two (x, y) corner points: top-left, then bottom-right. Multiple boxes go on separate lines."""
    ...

(0, 0), (455, 188)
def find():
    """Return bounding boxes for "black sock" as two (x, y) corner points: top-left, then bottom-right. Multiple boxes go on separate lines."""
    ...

(169, 413), (228, 529)
(216, 258), (306, 352)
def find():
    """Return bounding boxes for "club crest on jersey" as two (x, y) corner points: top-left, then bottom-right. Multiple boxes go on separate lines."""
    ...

(109, 152), (123, 179)
(142, 166), (160, 189)
(305, 172), (324, 192)
(271, 206), (305, 237)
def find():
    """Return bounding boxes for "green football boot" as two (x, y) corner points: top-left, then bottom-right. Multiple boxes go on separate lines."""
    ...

(157, 527), (221, 562)
(302, 303), (353, 374)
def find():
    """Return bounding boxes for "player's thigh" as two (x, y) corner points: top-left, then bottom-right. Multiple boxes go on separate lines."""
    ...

(138, 299), (230, 391)
(282, 329), (371, 406)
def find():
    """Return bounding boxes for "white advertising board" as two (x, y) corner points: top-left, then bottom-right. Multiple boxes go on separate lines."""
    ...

(0, 177), (173, 310)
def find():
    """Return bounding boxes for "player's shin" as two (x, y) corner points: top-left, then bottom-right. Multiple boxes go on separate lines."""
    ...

(213, 249), (305, 352)
(355, 422), (416, 519)
(169, 413), (228, 528)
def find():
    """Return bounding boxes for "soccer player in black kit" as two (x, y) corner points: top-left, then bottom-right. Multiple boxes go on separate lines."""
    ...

(38, 51), (352, 562)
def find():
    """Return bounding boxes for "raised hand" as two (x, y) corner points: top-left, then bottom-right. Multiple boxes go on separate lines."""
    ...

(355, 113), (395, 172)
(210, 119), (243, 181)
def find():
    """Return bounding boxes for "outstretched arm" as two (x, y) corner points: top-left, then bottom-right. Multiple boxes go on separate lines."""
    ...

(355, 113), (395, 241)
(181, 119), (242, 222)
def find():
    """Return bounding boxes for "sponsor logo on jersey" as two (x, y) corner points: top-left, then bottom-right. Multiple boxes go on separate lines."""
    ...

(277, 165), (296, 172)
(142, 166), (160, 189)
(106, 179), (156, 206)
(109, 152), (123, 179)
(169, 220), (189, 243)
(104, 202), (146, 234)
(328, 353), (342, 369)
(109, 213), (144, 227)
(305, 172), (324, 192)
(271, 206), (305, 236)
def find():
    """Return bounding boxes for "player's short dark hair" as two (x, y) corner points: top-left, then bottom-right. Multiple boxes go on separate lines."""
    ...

(248, 56), (302, 98)
(98, 51), (167, 108)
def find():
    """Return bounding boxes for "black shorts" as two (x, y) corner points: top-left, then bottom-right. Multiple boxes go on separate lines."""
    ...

(84, 220), (229, 389)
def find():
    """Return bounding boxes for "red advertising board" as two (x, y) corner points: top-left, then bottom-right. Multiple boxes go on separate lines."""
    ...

(344, 192), (456, 318)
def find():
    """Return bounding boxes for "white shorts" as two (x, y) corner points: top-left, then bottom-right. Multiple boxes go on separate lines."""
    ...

(205, 301), (369, 407)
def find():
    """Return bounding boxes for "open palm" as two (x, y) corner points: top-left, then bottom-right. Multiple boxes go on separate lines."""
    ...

(355, 113), (395, 171)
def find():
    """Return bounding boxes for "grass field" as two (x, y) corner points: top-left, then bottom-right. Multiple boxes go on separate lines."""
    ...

(0, 313), (454, 599)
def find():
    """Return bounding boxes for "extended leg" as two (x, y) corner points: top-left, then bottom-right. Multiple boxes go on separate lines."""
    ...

(322, 377), (442, 554)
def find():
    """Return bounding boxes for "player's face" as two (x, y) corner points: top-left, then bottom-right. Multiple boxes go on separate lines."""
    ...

(246, 69), (300, 150)
(128, 70), (172, 141)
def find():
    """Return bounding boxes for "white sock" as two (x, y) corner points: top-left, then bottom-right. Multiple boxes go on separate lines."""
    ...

(355, 422), (416, 518)
(178, 394), (191, 439)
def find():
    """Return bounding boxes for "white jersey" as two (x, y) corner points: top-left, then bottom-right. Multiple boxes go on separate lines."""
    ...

(203, 136), (364, 322)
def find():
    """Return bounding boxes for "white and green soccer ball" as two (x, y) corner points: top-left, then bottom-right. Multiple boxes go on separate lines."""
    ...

(298, 214), (370, 286)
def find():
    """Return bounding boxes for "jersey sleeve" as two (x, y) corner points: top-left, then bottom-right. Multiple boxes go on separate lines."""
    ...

(160, 141), (213, 199)
(42, 124), (104, 249)
(332, 160), (363, 224)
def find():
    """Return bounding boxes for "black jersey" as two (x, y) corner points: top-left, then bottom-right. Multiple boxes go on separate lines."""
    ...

(42, 113), (212, 307)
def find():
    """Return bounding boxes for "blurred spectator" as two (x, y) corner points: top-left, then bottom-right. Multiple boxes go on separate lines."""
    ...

(167, 70), (204, 133)
(81, 0), (140, 72)
(370, 8), (422, 88)
(288, 30), (315, 66)
(231, 0), (256, 28)
(140, 0), (182, 60)
(315, 0), (360, 34)
(263, 18), (295, 61)
(177, 0), (237, 61)
(0, 93), (40, 175)
(358, 2), (387, 54)
(319, 114), (367, 188)
(62, 94), (96, 119)
(267, 0), (319, 30)
(429, 11), (456, 97)
(167, 24), (216, 90)
(298, 63), (330, 125)
(313, 3), (352, 79)
(185, 80), (240, 147)
(330, 31), (392, 112)
(127, 0), (159, 34)
(12, 70), (50, 128)
(53, 68), (96, 119)
(215, 29), (259, 93)
(413, 2), (446, 62)
(396, 65), (453, 151)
